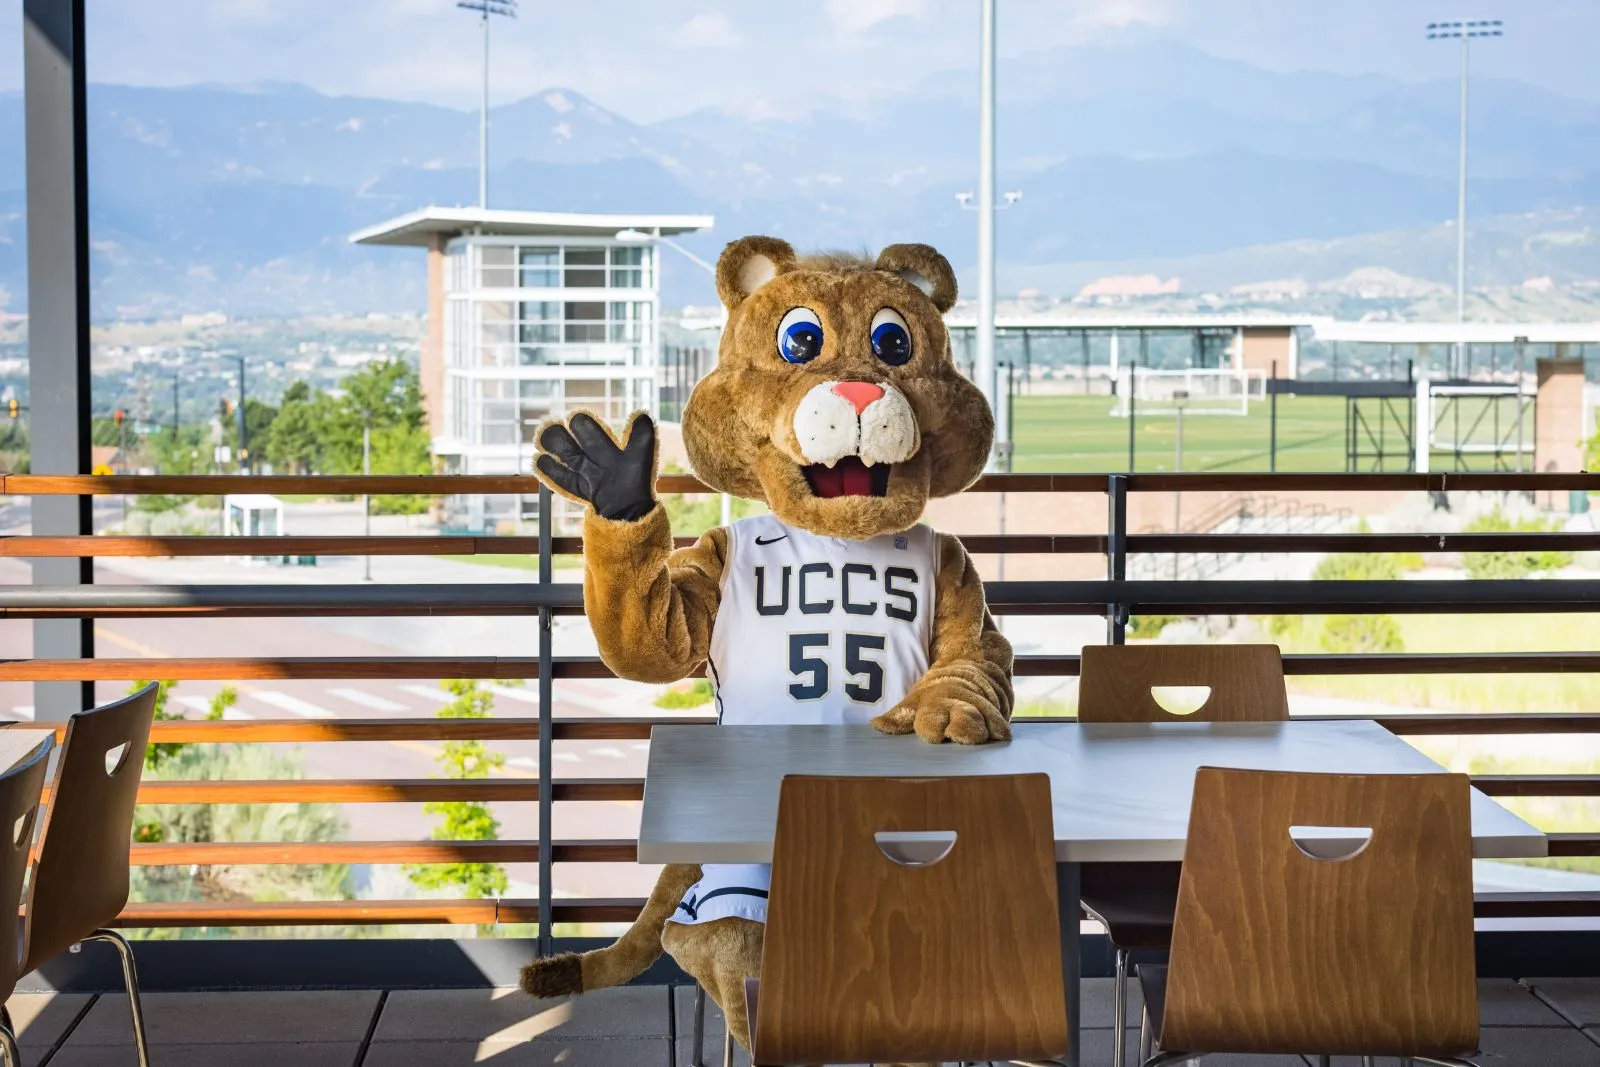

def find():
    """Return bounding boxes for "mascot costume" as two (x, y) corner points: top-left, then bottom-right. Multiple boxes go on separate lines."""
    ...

(521, 236), (1013, 1063)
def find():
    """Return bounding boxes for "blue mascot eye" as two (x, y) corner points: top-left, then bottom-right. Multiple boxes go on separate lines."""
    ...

(870, 308), (912, 366)
(776, 307), (824, 364)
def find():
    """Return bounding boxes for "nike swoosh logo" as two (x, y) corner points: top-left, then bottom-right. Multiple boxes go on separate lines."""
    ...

(754, 534), (789, 545)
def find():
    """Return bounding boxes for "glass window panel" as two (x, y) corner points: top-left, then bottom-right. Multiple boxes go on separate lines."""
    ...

(519, 247), (560, 288)
(480, 246), (515, 287)
(565, 248), (605, 265)
(565, 267), (606, 287)
(610, 247), (643, 266)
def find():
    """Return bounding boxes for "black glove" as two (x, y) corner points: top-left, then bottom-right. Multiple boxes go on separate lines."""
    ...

(534, 412), (657, 522)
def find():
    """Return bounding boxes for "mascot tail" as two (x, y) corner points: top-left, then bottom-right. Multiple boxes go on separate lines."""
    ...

(520, 862), (701, 997)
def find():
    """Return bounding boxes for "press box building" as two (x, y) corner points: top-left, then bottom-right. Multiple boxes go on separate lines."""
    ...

(352, 207), (714, 531)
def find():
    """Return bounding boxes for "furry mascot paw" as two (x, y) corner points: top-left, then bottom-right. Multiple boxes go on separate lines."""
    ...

(871, 693), (1012, 745)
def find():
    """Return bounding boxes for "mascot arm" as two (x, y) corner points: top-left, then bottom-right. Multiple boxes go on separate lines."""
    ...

(871, 532), (1014, 745)
(582, 506), (727, 683)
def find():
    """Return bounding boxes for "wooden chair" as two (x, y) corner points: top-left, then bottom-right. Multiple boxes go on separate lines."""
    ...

(744, 774), (1069, 1066)
(1137, 767), (1478, 1066)
(1076, 642), (1288, 1067)
(21, 685), (159, 1067)
(0, 736), (54, 1067)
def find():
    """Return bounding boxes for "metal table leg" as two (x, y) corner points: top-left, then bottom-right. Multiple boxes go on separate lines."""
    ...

(1056, 861), (1082, 1067)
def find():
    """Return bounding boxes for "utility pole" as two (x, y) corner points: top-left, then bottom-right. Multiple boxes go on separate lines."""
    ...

(171, 375), (180, 441)
(458, 0), (518, 210)
(1428, 19), (1503, 376)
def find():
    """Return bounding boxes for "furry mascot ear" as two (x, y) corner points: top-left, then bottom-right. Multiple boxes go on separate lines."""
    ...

(875, 244), (959, 313)
(715, 235), (799, 310)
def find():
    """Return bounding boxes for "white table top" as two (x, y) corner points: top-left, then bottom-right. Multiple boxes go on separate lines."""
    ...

(0, 728), (49, 772)
(637, 720), (1547, 864)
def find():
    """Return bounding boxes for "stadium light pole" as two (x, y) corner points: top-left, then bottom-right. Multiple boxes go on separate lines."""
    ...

(957, 0), (1021, 473)
(1427, 18), (1502, 377)
(459, 0), (517, 210)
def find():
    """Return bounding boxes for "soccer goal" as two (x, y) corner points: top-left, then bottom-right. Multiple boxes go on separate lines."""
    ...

(1109, 366), (1267, 417)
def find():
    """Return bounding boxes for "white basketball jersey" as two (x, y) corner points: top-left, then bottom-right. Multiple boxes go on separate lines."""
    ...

(707, 514), (936, 725)
(669, 515), (938, 927)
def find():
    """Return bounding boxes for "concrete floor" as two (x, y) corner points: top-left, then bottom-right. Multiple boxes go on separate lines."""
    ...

(7, 977), (1600, 1066)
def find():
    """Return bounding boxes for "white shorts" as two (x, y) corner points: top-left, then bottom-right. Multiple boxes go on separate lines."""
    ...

(665, 863), (771, 926)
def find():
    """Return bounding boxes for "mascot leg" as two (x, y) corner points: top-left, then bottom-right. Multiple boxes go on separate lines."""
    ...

(661, 916), (763, 1053)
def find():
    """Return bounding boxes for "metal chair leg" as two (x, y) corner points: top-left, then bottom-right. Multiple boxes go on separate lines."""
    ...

(0, 1022), (17, 1067)
(1138, 1005), (1153, 1065)
(1316, 1057), (1331, 1067)
(722, 1026), (734, 1067)
(690, 984), (706, 1067)
(85, 929), (151, 1067)
(1112, 949), (1129, 1067)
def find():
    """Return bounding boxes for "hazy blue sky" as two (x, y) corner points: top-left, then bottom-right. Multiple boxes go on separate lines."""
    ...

(3, 1), (1598, 122)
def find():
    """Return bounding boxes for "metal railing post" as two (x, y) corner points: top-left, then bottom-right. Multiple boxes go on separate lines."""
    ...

(536, 483), (554, 956)
(1269, 359), (1279, 473)
(1106, 474), (1128, 645)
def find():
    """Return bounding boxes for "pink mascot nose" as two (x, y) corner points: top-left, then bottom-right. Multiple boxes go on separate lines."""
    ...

(831, 381), (885, 414)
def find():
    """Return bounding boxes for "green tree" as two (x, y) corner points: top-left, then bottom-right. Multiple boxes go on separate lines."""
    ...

(406, 680), (508, 900)
(215, 397), (278, 471)
(136, 424), (213, 513)
(267, 380), (330, 474)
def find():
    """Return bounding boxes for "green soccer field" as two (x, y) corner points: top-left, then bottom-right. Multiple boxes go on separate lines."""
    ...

(1008, 394), (1516, 473)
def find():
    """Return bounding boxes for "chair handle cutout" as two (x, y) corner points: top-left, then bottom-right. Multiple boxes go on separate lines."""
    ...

(1289, 825), (1374, 861)
(104, 742), (130, 776)
(12, 808), (33, 849)
(1150, 685), (1212, 717)
(874, 830), (957, 867)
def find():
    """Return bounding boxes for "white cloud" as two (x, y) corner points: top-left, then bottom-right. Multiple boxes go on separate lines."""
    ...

(670, 11), (742, 48)
(824, 0), (927, 38)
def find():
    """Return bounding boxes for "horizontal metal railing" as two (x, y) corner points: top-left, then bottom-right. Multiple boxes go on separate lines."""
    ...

(5, 470), (1600, 935)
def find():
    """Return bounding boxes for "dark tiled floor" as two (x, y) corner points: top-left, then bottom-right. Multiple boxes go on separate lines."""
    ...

(9, 977), (1600, 1066)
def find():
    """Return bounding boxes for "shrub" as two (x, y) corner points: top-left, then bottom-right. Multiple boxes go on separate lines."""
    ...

(1312, 551), (1400, 582)
(655, 679), (714, 709)
(1462, 506), (1573, 580)
(1127, 615), (1181, 640)
(1319, 614), (1404, 654)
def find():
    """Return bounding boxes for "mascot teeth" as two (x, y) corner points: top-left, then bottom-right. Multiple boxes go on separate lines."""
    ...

(794, 380), (918, 468)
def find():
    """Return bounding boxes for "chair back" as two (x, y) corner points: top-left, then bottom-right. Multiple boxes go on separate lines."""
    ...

(1161, 767), (1477, 1057)
(752, 774), (1068, 1065)
(23, 685), (158, 973)
(0, 736), (53, 1002)
(1078, 643), (1288, 722)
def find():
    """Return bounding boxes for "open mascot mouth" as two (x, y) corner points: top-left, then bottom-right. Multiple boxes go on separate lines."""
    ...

(804, 456), (891, 498)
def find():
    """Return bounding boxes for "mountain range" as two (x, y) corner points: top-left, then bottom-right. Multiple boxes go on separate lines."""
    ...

(2, 40), (1599, 318)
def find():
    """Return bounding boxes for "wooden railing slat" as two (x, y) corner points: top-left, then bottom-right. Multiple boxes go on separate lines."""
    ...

(129, 838), (637, 866)
(68, 778), (646, 805)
